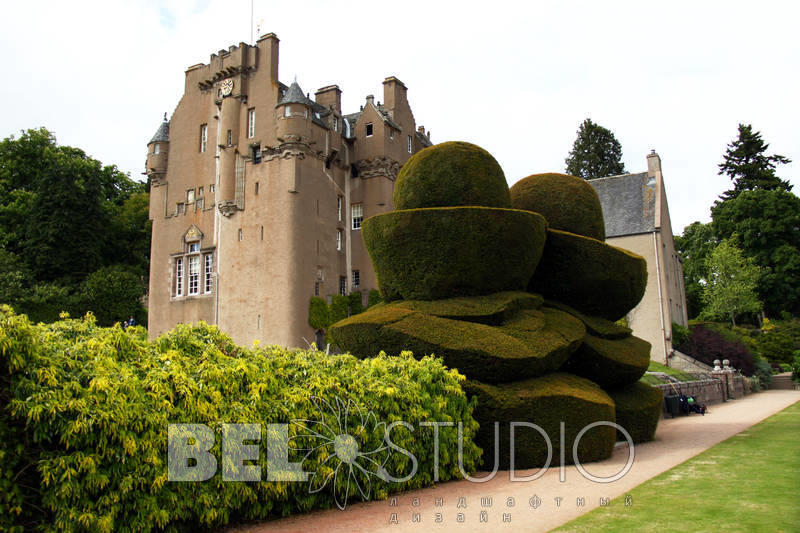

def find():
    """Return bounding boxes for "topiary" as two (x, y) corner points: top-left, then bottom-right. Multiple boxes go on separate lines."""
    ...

(308, 296), (330, 330)
(544, 300), (632, 339)
(560, 334), (651, 388)
(530, 229), (647, 321)
(606, 381), (663, 443)
(393, 141), (511, 210)
(348, 291), (364, 316)
(510, 172), (606, 240)
(364, 207), (547, 301)
(367, 289), (383, 308)
(463, 373), (616, 469)
(329, 294), (350, 323)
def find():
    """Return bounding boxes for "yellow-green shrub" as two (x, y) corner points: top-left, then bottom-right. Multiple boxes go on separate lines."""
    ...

(0, 306), (480, 532)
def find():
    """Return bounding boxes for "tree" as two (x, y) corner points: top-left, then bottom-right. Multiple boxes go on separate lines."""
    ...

(711, 189), (800, 316)
(674, 221), (717, 319)
(702, 238), (763, 326)
(718, 123), (791, 201)
(564, 118), (626, 179)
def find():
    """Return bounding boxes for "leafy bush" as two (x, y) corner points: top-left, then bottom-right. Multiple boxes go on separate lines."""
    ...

(0, 306), (480, 532)
(347, 291), (363, 316)
(367, 289), (382, 308)
(81, 264), (147, 326)
(753, 359), (773, 388)
(510, 172), (605, 240)
(678, 324), (755, 376)
(672, 322), (690, 347)
(792, 352), (800, 382)
(757, 318), (800, 364)
(329, 294), (350, 324)
(307, 296), (330, 330)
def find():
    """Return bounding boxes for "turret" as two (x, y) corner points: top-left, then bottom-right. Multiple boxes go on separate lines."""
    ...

(146, 114), (170, 186)
(276, 80), (313, 144)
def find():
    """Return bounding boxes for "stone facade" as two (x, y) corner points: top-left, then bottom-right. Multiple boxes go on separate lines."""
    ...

(589, 152), (689, 364)
(145, 34), (431, 347)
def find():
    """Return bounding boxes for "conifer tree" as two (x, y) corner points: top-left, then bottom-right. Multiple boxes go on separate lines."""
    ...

(564, 118), (626, 180)
(718, 123), (791, 200)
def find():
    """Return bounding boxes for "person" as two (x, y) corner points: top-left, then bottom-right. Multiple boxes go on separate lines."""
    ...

(128, 316), (136, 328)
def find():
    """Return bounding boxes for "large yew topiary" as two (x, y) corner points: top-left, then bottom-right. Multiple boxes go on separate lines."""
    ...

(510, 172), (606, 240)
(560, 333), (651, 388)
(364, 207), (547, 301)
(463, 373), (616, 469)
(544, 300), (632, 339)
(393, 141), (511, 210)
(530, 229), (647, 320)
(607, 381), (663, 443)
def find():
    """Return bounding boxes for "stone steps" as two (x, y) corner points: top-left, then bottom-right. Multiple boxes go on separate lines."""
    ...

(771, 372), (795, 390)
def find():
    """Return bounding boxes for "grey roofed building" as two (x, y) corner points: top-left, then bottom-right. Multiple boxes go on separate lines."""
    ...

(149, 116), (170, 144)
(589, 172), (656, 237)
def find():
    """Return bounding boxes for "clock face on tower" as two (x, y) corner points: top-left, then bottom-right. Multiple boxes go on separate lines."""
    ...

(220, 78), (234, 96)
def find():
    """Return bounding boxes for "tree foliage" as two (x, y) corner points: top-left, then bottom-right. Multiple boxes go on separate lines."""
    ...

(701, 238), (763, 326)
(674, 222), (717, 319)
(718, 123), (792, 201)
(0, 128), (149, 325)
(564, 118), (626, 180)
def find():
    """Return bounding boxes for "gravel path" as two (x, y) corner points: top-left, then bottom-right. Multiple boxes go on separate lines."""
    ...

(226, 389), (800, 533)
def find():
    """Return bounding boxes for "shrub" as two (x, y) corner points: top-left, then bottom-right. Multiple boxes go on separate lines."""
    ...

(672, 322), (690, 347)
(0, 306), (481, 532)
(530, 229), (647, 321)
(510, 172), (605, 240)
(392, 291), (543, 326)
(757, 319), (800, 365)
(81, 265), (147, 327)
(463, 373), (616, 469)
(392, 141), (511, 210)
(679, 324), (755, 376)
(307, 296), (330, 330)
(347, 291), (364, 316)
(792, 351), (800, 382)
(606, 382), (663, 443)
(364, 207), (547, 301)
(329, 299), (586, 383)
(560, 334), (651, 388)
(367, 289), (383, 308)
(329, 294), (350, 323)
(753, 358), (773, 388)
(545, 300), (632, 339)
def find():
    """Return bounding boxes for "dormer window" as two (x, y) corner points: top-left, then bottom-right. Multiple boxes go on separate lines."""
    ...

(366, 123), (373, 137)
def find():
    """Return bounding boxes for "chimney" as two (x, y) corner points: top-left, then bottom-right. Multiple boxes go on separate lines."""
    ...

(647, 149), (662, 177)
(382, 76), (408, 114)
(365, 94), (375, 107)
(256, 32), (280, 83)
(315, 85), (342, 113)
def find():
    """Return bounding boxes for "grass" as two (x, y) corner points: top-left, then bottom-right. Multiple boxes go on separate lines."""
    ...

(639, 361), (698, 385)
(553, 401), (800, 532)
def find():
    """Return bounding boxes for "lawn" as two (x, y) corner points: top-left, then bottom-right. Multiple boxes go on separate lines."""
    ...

(554, 401), (800, 532)
(639, 360), (698, 386)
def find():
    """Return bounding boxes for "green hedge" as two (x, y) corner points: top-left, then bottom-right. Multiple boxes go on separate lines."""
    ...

(329, 294), (350, 323)
(544, 300), (632, 339)
(329, 298), (585, 383)
(392, 291), (543, 326)
(606, 381), (663, 443)
(463, 373), (616, 469)
(347, 291), (364, 316)
(0, 306), (480, 533)
(510, 172), (606, 241)
(561, 334), (651, 388)
(393, 141), (511, 210)
(364, 207), (547, 301)
(530, 229), (647, 321)
(308, 296), (330, 330)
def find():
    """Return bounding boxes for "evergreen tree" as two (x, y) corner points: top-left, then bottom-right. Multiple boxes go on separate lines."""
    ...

(718, 123), (791, 200)
(702, 238), (763, 327)
(564, 118), (626, 180)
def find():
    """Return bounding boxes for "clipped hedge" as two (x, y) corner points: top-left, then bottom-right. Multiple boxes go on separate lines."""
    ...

(606, 381), (663, 443)
(0, 306), (480, 533)
(308, 296), (330, 330)
(364, 207), (547, 301)
(544, 300), (632, 339)
(329, 299), (585, 383)
(463, 373), (616, 469)
(561, 334), (651, 388)
(393, 291), (543, 326)
(530, 229), (647, 321)
(510, 172), (606, 241)
(393, 141), (511, 210)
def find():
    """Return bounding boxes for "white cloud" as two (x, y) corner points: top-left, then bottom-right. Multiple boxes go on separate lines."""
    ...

(1, 0), (797, 233)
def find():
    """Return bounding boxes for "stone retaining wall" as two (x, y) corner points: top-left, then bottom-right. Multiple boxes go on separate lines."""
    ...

(653, 374), (751, 418)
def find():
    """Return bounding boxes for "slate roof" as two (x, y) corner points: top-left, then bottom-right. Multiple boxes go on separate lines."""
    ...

(416, 130), (433, 148)
(277, 81), (313, 107)
(149, 118), (169, 144)
(588, 172), (656, 237)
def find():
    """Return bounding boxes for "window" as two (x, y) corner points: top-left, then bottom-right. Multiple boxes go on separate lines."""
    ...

(175, 257), (184, 296)
(209, 184), (215, 193)
(339, 276), (346, 296)
(332, 117), (338, 132)
(407, 135), (412, 153)
(200, 124), (208, 152)
(176, 202), (185, 215)
(351, 204), (363, 230)
(336, 229), (342, 251)
(389, 129), (394, 140)
(187, 189), (195, 204)
(365, 123), (373, 137)
(227, 129), (232, 146)
(337, 196), (343, 222)
(255, 182), (260, 195)
(195, 197), (204, 210)
(238, 228), (243, 241)
(284, 106), (291, 118)
(188, 255), (200, 295)
(198, 186), (204, 197)
(314, 282), (320, 296)
(154, 143), (160, 155)
(204, 253), (213, 293)
(247, 108), (255, 138)
(352, 270), (360, 289)
(188, 242), (200, 253)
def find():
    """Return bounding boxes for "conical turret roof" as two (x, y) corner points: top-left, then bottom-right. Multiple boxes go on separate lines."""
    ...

(149, 114), (170, 144)
(277, 80), (313, 107)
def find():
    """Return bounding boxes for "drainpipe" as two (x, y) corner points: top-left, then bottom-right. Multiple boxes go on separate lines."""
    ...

(214, 102), (222, 326)
(653, 230), (668, 365)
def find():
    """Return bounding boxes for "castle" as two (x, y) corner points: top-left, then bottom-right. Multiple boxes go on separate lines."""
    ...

(145, 33), (432, 347)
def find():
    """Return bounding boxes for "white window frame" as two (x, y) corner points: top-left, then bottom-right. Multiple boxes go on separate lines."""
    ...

(200, 124), (208, 152)
(247, 108), (256, 138)
(351, 204), (363, 230)
(188, 255), (200, 295)
(352, 269), (360, 289)
(187, 189), (195, 204)
(204, 253), (213, 293)
(337, 196), (343, 222)
(336, 229), (342, 251)
(284, 106), (291, 118)
(339, 276), (347, 296)
(407, 134), (412, 153)
(175, 257), (184, 297)
(365, 123), (373, 137)
(154, 143), (160, 155)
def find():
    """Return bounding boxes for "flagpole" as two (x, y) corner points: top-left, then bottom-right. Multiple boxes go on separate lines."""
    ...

(250, 0), (254, 44)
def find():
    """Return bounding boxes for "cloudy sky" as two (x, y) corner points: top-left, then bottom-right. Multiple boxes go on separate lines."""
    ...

(2, 0), (797, 234)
